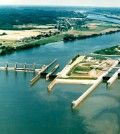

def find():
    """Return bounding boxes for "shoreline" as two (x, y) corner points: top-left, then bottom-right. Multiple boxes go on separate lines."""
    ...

(63, 28), (120, 41)
(91, 52), (120, 57)
(1, 29), (120, 56)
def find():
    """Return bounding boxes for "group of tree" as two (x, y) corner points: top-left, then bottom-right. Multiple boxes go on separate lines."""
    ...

(0, 32), (7, 36)
(0, 46), (15, 55)
(63, 34), (76, 41)
(63, 29), (120, 42)
(0, 7), (84, 30)
(0, 43), (41, 55)
(21, 30), (60, 43)
(94, 45), (120, 55)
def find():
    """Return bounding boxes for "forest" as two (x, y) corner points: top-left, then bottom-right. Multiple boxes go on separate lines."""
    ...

(0, 6), (84, 30)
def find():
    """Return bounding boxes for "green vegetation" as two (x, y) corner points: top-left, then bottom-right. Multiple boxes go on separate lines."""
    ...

(69, 55), (80, 64)
(0, 32), (7, 36)
(0, 7), (84, 30)
(0, 46), (15, 55)
(35, 34), (64, 45)
(0, 34), (64, 55)
(0, 7), (120, 56)
(68, 64), (91, 76)
(73, 66), (91, 73)
(93, 45), (120, 55)
(63, 29), (120, 41)
(68, 62), (92, 76)
(63, 18), (120, 41)
(21, 34), (62, 48)
(64, 34), (76, 41)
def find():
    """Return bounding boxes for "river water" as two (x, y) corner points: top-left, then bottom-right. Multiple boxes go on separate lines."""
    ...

(87, 14), (120, 24)
(0, 27), (120, 134)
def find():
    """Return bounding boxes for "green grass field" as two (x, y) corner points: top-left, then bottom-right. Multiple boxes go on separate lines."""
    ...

(35, 34), (64, 45)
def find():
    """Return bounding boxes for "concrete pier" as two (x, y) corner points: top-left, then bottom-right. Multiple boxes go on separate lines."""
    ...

(46, 59), (57, 69)
(30, 66), (47, 85)
(30, 74), (41, 85)
(48, 78), (96, 92)
(5, 62), (8, 70)
(47, 56), (85, 91)
(14, 63), (17, 70)
(71, 60), (119, 109)
(24, 63), (26, 70)
(46, 64), (59, 80)
(33, 64), (36, 71)
(48, 78), (57, 91)
(0, 62), (41, 72)
(59, 56), (85, 78)
(72, 77), (102, 109)
(56, 79), (96, 85)
(30, 59), (57, 85)
(107, 68), (120, 87)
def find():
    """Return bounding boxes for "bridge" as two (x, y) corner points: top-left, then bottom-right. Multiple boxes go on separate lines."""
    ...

(0, 59), (60, 85)
(0, 62), (42, 72)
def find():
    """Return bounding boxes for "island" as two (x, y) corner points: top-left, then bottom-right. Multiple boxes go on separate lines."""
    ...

(92, 45), (120, 56)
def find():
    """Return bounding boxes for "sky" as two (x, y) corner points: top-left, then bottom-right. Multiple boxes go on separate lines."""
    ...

(0, 0), (120, 7)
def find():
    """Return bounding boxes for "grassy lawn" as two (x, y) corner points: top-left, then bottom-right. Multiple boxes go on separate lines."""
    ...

(35, 34), (64, 45)
(68, 65), (91, 76)
(73, 66), (91, 73)
(72, 19), (120, 35)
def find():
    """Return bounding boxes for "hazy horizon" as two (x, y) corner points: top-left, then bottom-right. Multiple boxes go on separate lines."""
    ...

(0, 4), (120, 9)
(0, 0), (120, 8)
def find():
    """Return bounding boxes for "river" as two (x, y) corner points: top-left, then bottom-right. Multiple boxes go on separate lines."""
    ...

(87, 14), (120, 24)
(0, 28), (120, 134)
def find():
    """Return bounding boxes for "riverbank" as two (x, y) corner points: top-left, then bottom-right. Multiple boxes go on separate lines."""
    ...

(0, 28), (120, 56)
(92, 44), (120, 56)
(63, 28), (120, 41)
(91, 52), (120, 57)
(104, 14), (120, 21)
(0, 34), (64, 55)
